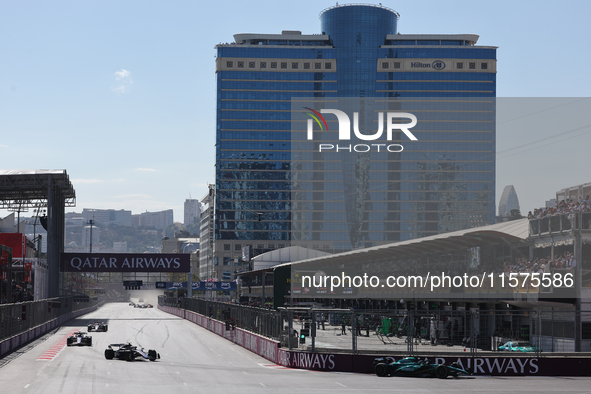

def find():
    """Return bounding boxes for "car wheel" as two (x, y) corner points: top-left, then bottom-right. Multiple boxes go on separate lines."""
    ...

(375, 363), (388, 377)
(87, 338), (92, 347)
(105, 349), (115, 359)
(148, 350), (157, 361)
(435, 365), (448, 379)
(105, 326), (108, 332)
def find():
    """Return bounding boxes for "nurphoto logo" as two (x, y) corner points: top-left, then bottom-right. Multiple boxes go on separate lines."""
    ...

(304, 107), (418, 152)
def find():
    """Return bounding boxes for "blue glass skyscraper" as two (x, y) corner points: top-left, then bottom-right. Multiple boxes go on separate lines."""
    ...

(210, 4), (496, 280)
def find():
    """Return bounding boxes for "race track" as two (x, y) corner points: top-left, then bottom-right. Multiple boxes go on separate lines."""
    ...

(0, 303), (589, 394)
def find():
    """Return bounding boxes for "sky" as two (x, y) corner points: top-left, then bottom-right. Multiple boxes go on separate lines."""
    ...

(1, 0), (590, 222)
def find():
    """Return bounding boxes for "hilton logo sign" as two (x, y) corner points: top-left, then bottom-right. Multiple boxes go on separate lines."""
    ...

(411, 60), (446, 70)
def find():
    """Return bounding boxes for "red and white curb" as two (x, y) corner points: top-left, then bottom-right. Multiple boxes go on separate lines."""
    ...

(37, 329), (78, 361)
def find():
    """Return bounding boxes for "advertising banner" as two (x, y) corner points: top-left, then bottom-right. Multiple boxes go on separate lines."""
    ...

(166, 281), (237, 291)
(60, 253), (191, 272)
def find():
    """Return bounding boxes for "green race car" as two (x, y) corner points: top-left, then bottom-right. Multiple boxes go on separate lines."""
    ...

(498, 340), (536, 352)
(374, 357), (470, 379)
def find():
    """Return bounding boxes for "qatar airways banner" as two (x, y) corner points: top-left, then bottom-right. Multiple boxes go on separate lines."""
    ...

(60, 253), (191, 272)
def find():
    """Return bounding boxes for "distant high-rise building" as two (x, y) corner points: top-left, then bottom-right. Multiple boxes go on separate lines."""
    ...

(184, 199), (202, 227)
(82, 209), (132, 227)
(498, 185), (520, 216)
(140, 209), (174, 230)
(199, 186), (215, 280)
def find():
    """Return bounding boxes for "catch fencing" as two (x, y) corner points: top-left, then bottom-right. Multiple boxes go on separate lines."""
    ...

(160, 296), (283, 340)
(159, 296), (591, 356)
(0, 296), (101, 342)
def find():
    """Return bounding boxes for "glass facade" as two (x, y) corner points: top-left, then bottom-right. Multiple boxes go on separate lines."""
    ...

(213, 4), (496, 278)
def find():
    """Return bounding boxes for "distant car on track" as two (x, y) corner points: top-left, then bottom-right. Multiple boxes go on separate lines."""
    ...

(104, 343), (160, 361)
(498, 340), (536, 352)
(88, 321), (108, 332)
(67, 331), (92, 347)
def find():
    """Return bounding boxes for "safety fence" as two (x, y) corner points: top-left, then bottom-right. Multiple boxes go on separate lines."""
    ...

(0, 296), (102, 343)
(281, 308), (591, 355)
(157, 300), (591, 376)
(159, 297), (591, 356)
(162, 296), (283, 340)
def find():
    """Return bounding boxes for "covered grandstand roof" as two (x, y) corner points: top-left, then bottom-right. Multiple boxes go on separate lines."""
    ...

(276, 219), (529, 268)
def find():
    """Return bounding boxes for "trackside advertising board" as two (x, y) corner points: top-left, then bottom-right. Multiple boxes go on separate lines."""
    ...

(60, 253), (191, 272)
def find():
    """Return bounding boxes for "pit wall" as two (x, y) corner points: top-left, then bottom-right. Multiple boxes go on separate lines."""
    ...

(0, 303), (100, 358)
(158, 305), (591, 376)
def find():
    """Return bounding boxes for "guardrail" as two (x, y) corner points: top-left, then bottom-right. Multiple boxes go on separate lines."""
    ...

(529, 212), (591, 235)
(0, 296), (101, 343)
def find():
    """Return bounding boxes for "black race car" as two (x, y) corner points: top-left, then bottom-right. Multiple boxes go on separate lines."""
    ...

(88, 321), (108, 332)
(104, 343), (160, 361)
(67, 331), (92, 346)
(373, 357), (470, 379)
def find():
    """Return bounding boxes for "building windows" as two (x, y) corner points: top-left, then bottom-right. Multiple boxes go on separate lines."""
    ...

(260, 61), (267, 68)
(271, 62), (277, 68)
(394, 62), (401, 69)
(226, 61), (233, 68)
(248, 61), (256, 68)
(224, 244), (231, 251)
(237, 61), (244, 68)
(304, 62), (311, 69)
(281, 62), (288, 69)
(382, 62), (389, 69)
(315, 62), (322, 69)
(456, 62), (464, 69)
(469, 62), (476, 69)
(235, 244), (242, 251)
(325, 62), (332, 69)
(481, 62), (488, 70)
(292, 62), (299, 69)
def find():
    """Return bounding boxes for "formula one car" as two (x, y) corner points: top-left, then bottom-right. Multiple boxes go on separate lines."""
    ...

(498, 340), (536, 352)
(88, 321), (109, 332)
(104, 343), (160, 361)
(134, 303), (153, 308)
(373, 357), (470, 378)
(66, 331), (92, 346)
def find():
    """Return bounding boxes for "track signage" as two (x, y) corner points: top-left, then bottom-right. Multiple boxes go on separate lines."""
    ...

(60, 253), (191, 273)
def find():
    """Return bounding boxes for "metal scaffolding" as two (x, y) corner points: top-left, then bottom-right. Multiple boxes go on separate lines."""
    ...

(0, 170), (75, 298)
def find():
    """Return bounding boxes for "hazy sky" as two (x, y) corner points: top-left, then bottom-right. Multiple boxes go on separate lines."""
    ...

(1, 0), (590, 222)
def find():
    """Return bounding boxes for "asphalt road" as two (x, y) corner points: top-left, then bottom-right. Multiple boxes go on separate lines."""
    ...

(1, 303), (590, 394)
